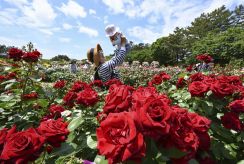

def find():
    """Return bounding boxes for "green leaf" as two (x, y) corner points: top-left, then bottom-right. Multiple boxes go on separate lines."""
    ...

(51, 142), (76, 156)
(237, 160), (244, 164)
(94, 155), (108, 164)
(87, 135), (97, 149)
(0, 95), (15, 102)
(160, 147), (186, 158)
(189, 159), (199, 164)
(68, 116), (84, 131)
(37, 99), (49, 108)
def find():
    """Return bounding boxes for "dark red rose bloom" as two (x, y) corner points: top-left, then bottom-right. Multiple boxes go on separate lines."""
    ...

(186, 65), (193, 72)
(37, 118), (69, 147)
(53, 80), (66, 89)
(46, 145), (53, 154)
(189, 73), (205, 82)
(76, 88), (99, 106)
(136, 97), (172, 140)
(221, 112), (242, 131)
(103, 84), (134, 114)
(188, 113), (211, 133)
(104, 79), (123, 87)
(228, 99), (244, 113)
(160, 72), (171, 81)
(157, 94), (172, 105)
(151, 74), (163, 85)
(216, 75), (230, 83)
(196, 54), (213, 63)
(0, 128), (45, 164)
(71, 81), (90, 92)
(203, 76), (216, 86)
(63, 91), (77, 108)
(188, 81), (209, 97)
(6, 72), (17, 79)
(22, 92), (38, 100)
(0, 75), (6, 82)
(90, 80), (103, 87)
(96, 112), (145, 164)
(169, 106), (199, 152)
(49, 104), (65, 115)
(210, 81), (234, 98)
(176, 77), (187, 89)
(8, 48), (23, 61)
(131, 86), (158, 111)
(227, 76), (243, 86)
(22, 50), (41, 62)
(0, 126), (16, 154)
(197, 132), (211, 151)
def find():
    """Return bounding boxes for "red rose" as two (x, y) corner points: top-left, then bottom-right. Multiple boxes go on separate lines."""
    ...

(228, 76), (243, 86)
(22, 50), (41, 62)
(228, 99), (244, 113)
(63, 91), (77, 108)
(8, 48), (23, 61)
(0, 128), (45, 164)
(151, 74), (162, 85)
(203, 76), (216, 86)
(37, 118), (69, 147)
(96, 112), (145, 164)
(104, 78), (122, 87)
(197, 132), (211, 151)
(76, 88), (99, 106)
(188, 81), (209, 97)
(221, 112), (242, 131)
(131, 86), (157, 111)
(210, 81), (234, 98)
(176, 77), (187, 89)
(169, 107), (199, 152)
(188, 113), (211, 133)
(103, 84), (134, 113)
(0, 126), (16, 154)
(196, 54), (213, 63)
(136, 97), (172, 140)
(71, 81), (90, 92)
(53, 80), (66, 89)
(157, 94), (172, 105)
(49, 104), (65, 115)
(160, 72), (171, 81)
(0, 75), (6, 82)
(6, 72), (17, 80)
(22, 92), (38, 100)
(189, 73), (205, 82)
(186, 65), (193, 72)
(90, 80), (103, 87)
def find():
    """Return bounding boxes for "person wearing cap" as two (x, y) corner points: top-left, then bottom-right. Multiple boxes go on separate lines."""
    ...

(105, 24), (131, 52)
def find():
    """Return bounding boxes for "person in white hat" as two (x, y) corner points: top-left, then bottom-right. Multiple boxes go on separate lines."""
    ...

(86, 25), (131, 83)
(105, 24), (131, 51)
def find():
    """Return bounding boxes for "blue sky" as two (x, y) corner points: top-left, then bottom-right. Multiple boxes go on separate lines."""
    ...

(0, 0), (243, 60)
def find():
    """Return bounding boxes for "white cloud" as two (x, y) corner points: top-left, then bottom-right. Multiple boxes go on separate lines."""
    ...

(59, 37), (71, 43)
(3, 0), (28, 8)
(103, 16), (108, 24)
(78, 25), (98, 37)
(128, 26), (162, 43)
(63, 23), (73, 30)
(2, 0), (57, 35)
(58, 0), (87, 18)
(102, 0), (135, 14)
(89, 9), (96, 15)
(0, 8), (18, 25)
(102, 0), (244, 36)
(0, 36), (28, 48)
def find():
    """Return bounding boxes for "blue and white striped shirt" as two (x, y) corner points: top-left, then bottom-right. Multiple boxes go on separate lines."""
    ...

(98, 47), (126, 82)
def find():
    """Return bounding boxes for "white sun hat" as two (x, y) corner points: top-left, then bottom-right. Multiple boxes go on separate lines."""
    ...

(105, 24), (120, 37)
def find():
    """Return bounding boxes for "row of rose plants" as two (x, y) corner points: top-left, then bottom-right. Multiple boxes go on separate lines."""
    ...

(0, 48), (243, 164)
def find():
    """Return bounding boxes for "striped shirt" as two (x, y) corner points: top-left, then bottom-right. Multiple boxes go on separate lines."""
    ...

(98, 47), (126, 82)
